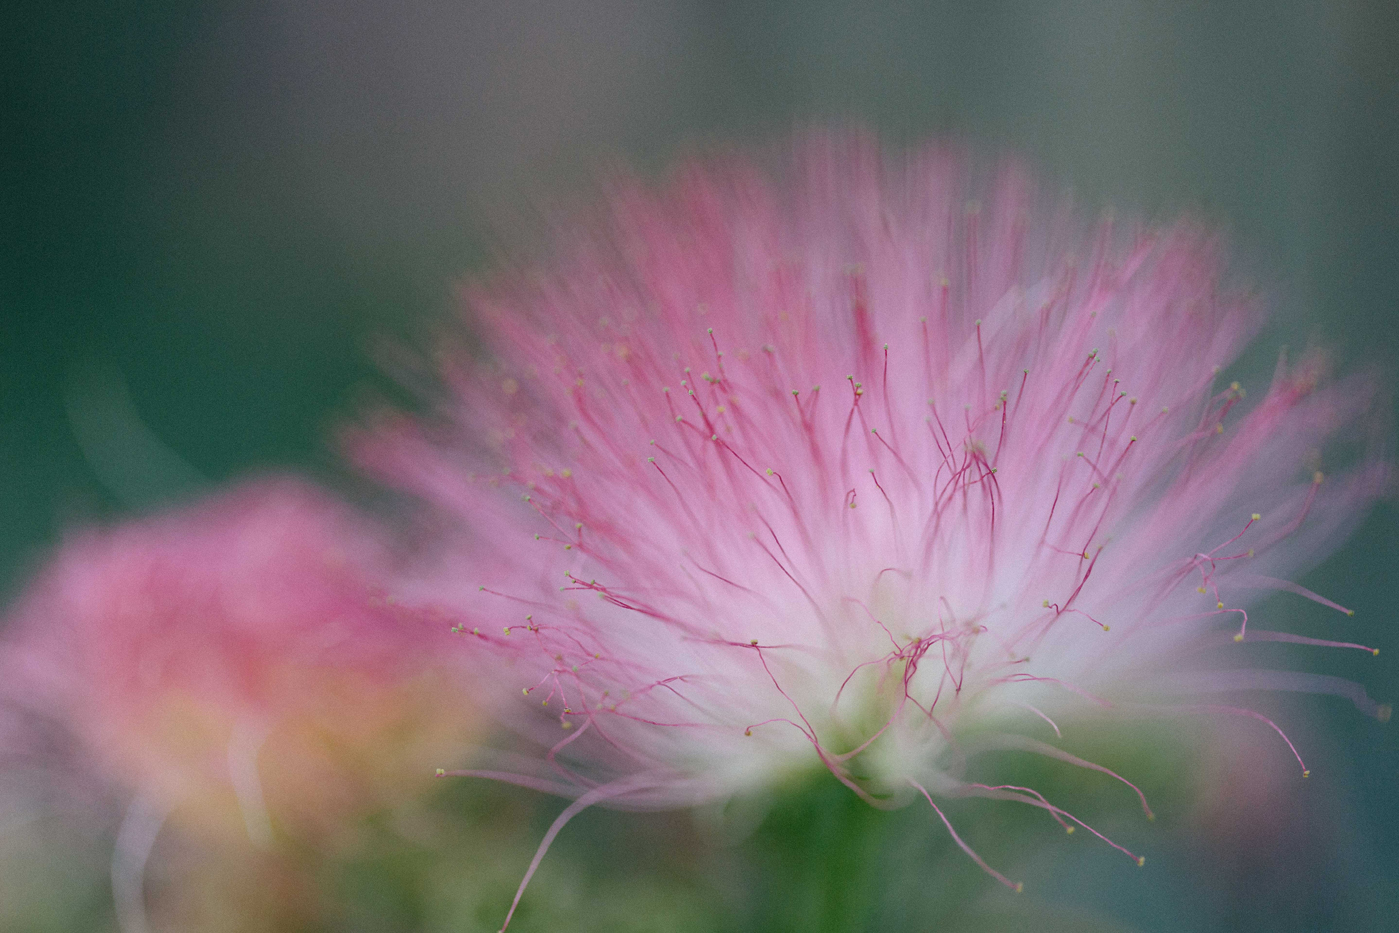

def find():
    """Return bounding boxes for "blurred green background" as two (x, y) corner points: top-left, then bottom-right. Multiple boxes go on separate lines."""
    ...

(2, 2), (1396, 931)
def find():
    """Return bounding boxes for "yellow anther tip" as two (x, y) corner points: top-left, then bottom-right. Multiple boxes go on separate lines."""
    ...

(1217, 601), (1225, 609)
(435, 768), (446, 777)
(1015, 883), (1024, 894)
(1302, 770), (1311, 778)
(1065, 826), (1075, 834)
(1251, 513), (1262, 521)
(1234, 633), (1245, 643)
(1136, 856), (1146, 867)
(1102, 625), (1111, 633)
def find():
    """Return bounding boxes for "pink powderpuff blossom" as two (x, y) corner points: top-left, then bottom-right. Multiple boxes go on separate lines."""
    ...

(355, 134), (1390, 920)
(1, 478), (476, 929)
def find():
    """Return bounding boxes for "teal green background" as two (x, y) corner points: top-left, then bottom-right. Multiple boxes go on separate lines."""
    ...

(2, 2), (1396, 930)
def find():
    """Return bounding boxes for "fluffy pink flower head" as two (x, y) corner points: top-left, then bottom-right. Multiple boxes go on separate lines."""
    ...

(2, 478), (472, 844)
(361, 135), (1388, 902)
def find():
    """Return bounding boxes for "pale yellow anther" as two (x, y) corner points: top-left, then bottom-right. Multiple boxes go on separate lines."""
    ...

(436, 768), (446, 777)
(1136, 856), (1146, 867)
(1234, 633), (1245, 643)
(1065, 826), (1075, 834)
(1251, 513), (1261, 521)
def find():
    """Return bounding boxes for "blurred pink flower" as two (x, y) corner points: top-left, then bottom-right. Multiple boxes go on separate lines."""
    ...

(1, 478), (476, 930)
(356, 134), (1389, 919)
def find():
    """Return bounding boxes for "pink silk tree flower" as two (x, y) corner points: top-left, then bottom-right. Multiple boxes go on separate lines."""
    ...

(1, 478), (476, 930)
(354, 134), (1390, 920)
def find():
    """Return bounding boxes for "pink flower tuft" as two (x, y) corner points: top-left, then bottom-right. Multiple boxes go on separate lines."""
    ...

(355, 134), (1389, 913)
(2, 478), (473, 844)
